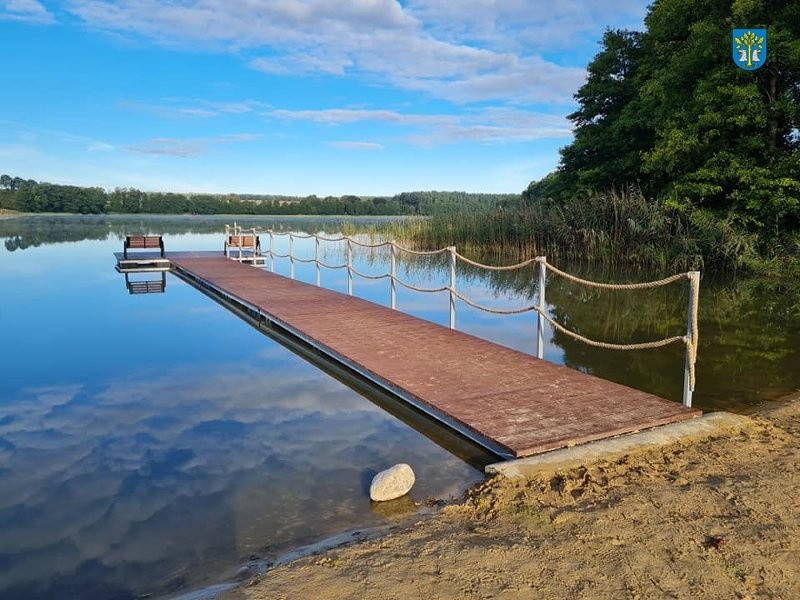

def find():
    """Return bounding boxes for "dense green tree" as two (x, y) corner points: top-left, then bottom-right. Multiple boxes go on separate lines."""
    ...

(536, 29), (648, 200)
(640, 0), (800, 231)
(527, 0), (800, 236)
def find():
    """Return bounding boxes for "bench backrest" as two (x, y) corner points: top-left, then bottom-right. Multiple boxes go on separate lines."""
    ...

(127, 235), (162, 249)
(228, 235), (256, 248)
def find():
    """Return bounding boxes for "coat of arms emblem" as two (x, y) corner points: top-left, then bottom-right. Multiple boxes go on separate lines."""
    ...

(732, 29), (767, 71)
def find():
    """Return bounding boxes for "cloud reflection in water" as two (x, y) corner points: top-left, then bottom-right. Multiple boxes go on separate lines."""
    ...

(0, 358), (481, 599)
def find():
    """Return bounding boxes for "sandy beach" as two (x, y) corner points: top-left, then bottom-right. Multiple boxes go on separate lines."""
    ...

(225, 393), (800, 599)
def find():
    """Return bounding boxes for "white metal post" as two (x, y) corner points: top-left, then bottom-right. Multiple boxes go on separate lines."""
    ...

(682, 270), (700, 407)
(347, 238), (353, 296)
(449, 246), (456, 330)
(268, 231), (274, 272)
(390, 242), (396, 310)
(289, 233), (294, 280)
(315, 236), (321, 287)
(537, 257), (547, 359)
(224, 224), (230, 258)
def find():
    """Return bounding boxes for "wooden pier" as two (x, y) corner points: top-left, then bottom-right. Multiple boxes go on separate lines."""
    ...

(154, 253), (701, 459)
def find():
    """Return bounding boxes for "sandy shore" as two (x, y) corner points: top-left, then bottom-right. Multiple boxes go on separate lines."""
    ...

(226, 395), (800, 599)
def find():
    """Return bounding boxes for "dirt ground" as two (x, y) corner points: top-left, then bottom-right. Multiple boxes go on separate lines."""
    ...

(226, 394), (800, 599)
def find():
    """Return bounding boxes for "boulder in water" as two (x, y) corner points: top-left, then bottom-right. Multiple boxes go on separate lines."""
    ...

(370, 464), (415, 502)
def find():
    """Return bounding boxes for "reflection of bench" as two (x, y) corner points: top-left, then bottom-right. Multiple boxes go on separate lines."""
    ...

(225, 234), (261, 259)
(125, 272), (167, 294)
(124, 235), (164, 259)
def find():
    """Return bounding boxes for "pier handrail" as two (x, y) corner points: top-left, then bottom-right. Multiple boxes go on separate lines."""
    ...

(226, 223), (700, 407)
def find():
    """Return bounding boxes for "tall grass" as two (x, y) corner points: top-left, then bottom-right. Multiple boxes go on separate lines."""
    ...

(381, 189), (794, 273)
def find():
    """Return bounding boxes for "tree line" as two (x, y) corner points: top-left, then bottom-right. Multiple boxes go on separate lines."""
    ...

(0, 176), (517, 216)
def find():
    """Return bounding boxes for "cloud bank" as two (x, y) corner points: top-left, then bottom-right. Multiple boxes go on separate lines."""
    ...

(66, 0), (646, 105)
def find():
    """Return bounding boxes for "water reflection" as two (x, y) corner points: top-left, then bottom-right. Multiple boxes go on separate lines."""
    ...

(0, 361), (481, 599)
(0, 215), (405, 252)
(0, 222), (482, 600)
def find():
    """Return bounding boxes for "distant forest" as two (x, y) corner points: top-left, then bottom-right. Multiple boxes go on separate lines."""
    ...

(0, 175), (517, 216)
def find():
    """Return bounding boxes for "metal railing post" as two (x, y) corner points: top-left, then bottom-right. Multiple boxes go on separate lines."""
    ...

(315, 235), (321, 287)
(390, 242), (396, 310)
(347, 238), (353, 295)
(268, 231), (274, 272)
(289, 233), (294, 280)
(449, 246), (456, 330)
(682, 271), (700, 407)
(537, 256), (547, 359)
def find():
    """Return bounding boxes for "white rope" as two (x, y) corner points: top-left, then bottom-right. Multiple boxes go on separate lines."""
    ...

(317, 259), (348, 270)
(544, 262), (690, 290)
(451, 288), (539, 315)
(455, 252), (540, 272)
(348, 238), (393, 249)
(537, 309), (687, 351)
(391, 241), (449, 256)
(394, 278), (450, 294)
(350, 266), (391, 281)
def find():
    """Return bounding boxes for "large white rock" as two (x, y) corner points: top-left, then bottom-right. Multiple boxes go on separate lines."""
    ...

(370, 463), (415, 502)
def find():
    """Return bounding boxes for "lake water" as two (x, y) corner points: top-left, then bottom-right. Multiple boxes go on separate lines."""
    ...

(1, 215), (798, 599)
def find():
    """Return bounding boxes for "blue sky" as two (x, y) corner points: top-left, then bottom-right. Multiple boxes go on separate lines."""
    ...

(0, 1), (649, 196)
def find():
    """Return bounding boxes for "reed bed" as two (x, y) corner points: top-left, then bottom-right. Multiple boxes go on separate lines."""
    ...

(378, 190), (797, 273)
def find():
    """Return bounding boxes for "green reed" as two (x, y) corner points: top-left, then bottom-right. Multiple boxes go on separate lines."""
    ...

(378, 190), (798, 274)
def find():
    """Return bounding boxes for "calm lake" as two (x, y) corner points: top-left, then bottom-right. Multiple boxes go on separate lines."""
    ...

(1, 215), (798, 599)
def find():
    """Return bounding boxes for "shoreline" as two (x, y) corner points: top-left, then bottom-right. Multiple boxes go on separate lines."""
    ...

(222, 393), (800, 599)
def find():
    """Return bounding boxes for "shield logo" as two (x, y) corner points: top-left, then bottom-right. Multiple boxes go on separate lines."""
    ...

(732, 29), (767, 71)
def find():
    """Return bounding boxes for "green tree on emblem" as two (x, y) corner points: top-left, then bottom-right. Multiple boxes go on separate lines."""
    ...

(734, 30), (764, 67)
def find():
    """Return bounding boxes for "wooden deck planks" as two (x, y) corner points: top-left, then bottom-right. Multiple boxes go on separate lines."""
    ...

(169, 255), (701, 458)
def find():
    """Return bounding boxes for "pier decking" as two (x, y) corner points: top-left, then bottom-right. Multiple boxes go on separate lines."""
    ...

(160, 254), (700, 459)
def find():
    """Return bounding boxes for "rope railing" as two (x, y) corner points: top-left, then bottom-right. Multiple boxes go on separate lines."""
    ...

(454, 252), (540, 272)
(393, 278), (451, 294)
(317, 259), (349, 270)
(349, 264), (392, 281)
(543, 261), (690, 290)
(226, 223), (701, 407)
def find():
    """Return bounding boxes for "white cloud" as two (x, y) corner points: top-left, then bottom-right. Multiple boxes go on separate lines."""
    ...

(64, 0), (644, 105)
(118, 98), (267, 119)
(126, 137), (206, 157)
(268, 108), (454, 127)
(328, 141), (384, 150)
(269, 106), (572, 145)
(1, 0), (55, 24)
(217, 132), (262, 143)
(404, 0), (647, 51)
(126, 133), (261, 157)
(88, 142), (115, 151)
